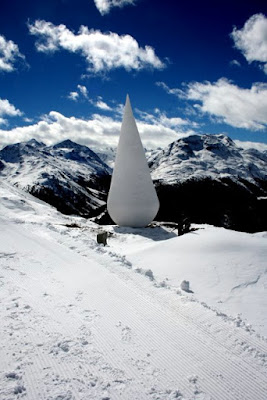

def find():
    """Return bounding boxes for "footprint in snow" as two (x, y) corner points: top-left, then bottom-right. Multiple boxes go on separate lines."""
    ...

(5, 372), (26, 396)
(116, 322), (132, 342)
(50, 340), (72, 355)
(0, 252), (16, 259)
(149, 387), (184, 399)
(121, 326), (132, 342)
(6, 372), (20, 380)
(75, 291), (84, 302)
(14, 385), (26, 395)
(83, 309), (100, 322)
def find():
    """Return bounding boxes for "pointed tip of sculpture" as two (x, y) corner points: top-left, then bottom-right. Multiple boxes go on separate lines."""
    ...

(125, 93), (130, 105)
(124, 94), (133, 118)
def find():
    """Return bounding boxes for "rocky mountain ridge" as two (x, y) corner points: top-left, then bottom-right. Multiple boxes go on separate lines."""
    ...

(0, 139), (111, 217)
(148, 134), (267, 185)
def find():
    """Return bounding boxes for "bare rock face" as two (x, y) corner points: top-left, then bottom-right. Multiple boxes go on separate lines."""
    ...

(107, 95), (159, 227)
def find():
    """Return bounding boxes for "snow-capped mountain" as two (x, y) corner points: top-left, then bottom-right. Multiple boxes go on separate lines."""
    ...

(0, 139), (111, 217)
(1, 134), (267, 232)
(148, 134), (267, 232)
(148, 134), (267, 184)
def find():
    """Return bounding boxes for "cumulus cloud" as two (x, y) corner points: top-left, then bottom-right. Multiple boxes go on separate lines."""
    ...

(158, 79), (267, 131)
(231, 13), (267, 73)
(185, 79), (267, 130)
(94, 0), (135, 15)
(0, 34), (25, 72)
(0, 98), (22, 119)
(28, 20), (164, 72)
(0, 109), (189, 152)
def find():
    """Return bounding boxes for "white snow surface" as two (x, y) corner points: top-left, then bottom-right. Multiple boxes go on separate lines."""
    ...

(1, 181), (267, 399)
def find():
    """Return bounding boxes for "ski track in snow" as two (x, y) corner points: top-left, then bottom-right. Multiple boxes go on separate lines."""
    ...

(0, 185), (267, 399)
(0, 222), (266, 399)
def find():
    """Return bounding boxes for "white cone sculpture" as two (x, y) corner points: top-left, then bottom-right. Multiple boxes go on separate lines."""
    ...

(107, 95), (159, 227)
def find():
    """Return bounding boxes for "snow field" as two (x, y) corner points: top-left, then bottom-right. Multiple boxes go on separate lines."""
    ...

(0, 182), (267, 399)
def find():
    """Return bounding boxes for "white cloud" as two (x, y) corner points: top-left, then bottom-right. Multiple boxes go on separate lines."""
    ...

(0, 34), (25, 72)
(0, 118), (8, 126)
(77, 85), (88, 98)
(0, 98), (22, 118)
(68, 91), (79, 101)
(230, 59), (241, 67)
(185, 79), (267, 130)
(67, 85), (88, 101)
(23, 117), (34, 123)
(158, 79), (267, 131)
(156, 81), (184, 97)
(95, 97), (112, 111)
(67, 89), (112, 111)
(28, 20), (164, 72)
(0, 109), (188, 152)
(136, 108), (196, 130)
(94, 0), (135, 15)
(234, 139), (267, 152)
(231, 13), (267, 73)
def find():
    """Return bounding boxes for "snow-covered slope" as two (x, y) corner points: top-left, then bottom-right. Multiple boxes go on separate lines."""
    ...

(148, 134), (267, 185)
(0, 139), (111, 217)
(148, 134), (267, 232)
(1, 181), (267, 399)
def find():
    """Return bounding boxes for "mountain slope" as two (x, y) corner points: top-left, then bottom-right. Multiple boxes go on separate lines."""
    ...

(0, 139), (111, 217)
(149, 134), (267, 184)
(148, 134), (267, 232)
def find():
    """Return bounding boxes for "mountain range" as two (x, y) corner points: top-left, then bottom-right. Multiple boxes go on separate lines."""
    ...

(0, 139), (111, 217)
(0, 134), (267, 232)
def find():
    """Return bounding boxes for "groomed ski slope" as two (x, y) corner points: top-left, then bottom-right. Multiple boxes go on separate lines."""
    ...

(0, 182), (267, 399)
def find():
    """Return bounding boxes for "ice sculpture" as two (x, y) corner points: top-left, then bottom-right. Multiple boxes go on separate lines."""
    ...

(107, 95), (160, 227)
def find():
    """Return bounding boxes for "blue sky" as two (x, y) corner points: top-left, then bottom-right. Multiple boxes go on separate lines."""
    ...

(0, 0), (267, 151)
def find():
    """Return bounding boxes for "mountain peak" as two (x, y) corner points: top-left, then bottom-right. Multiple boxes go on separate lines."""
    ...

(26, 138), (45, 147)
(53, 139), (80, 149)
(52, 140), (110, 169)
(0, 139), (44, 163)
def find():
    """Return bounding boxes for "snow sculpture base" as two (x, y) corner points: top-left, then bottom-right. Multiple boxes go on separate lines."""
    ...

(107, 95), (159, 227)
